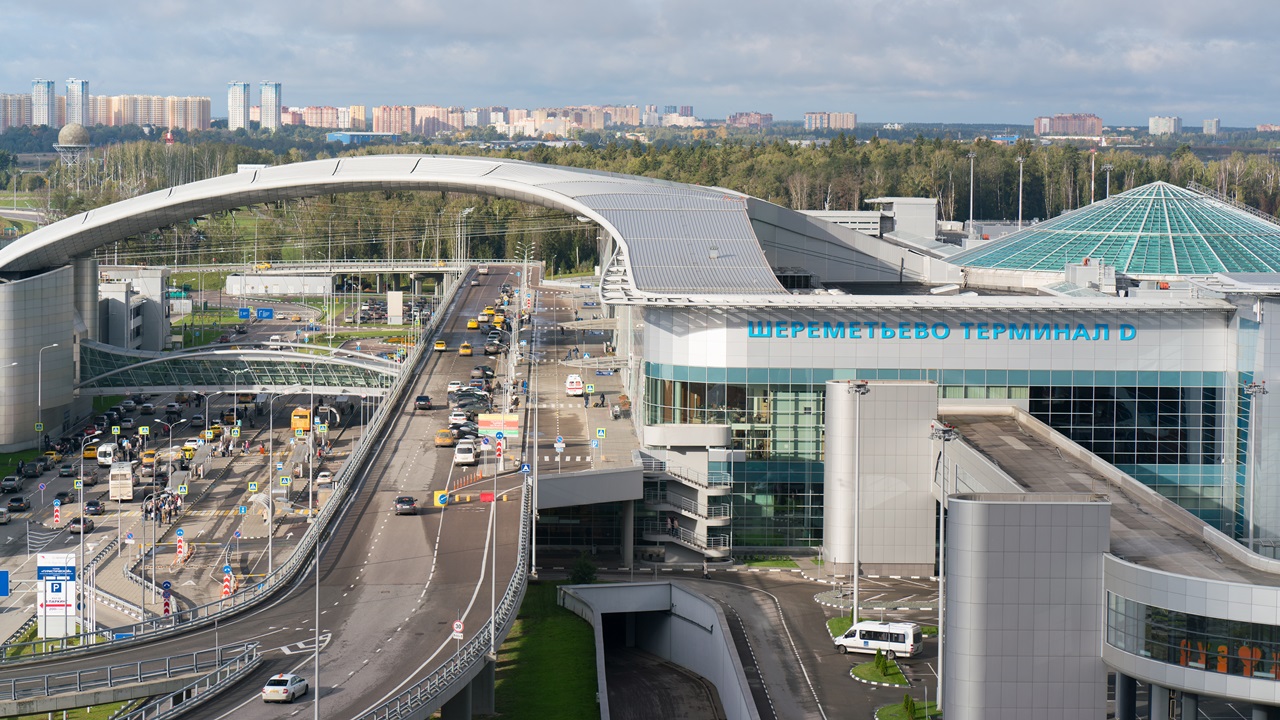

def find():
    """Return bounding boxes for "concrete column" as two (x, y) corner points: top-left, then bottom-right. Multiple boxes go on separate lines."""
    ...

(440, 681), (473, 720)
(1149, 683), (1169, 720)
(1181, 692), (1198, 720)
(470, 658), (495, 715)
(73, 257), (99, 342)
(1255, 704), (1275, 720)
(622, 500), (635, 567)
(1114, 673), (1136, 720)
(822, 380), (858, 563)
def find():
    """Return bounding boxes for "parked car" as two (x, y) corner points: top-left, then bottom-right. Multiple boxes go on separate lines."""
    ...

(453, 441), (478, 466)
(435, 429), (457, 447)
(21, 464), (43, 479)
(447, 410), (473, 426)
(393, 496), (417, 515)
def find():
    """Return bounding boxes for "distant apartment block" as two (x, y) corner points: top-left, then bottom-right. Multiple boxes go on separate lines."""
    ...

(348, 105), (366, 131)
(0, 94), (31, 131)
(804, 111), (857, 131)
(227, 82), (250, 131)
(65, 78), (89, 127)
(1259, 124), (1280, 133)
(1203, 118), (1221, 135)
(259, 82), (282, 130)
(31, 79), (56, 127)
(1149, 116), (1183, 135)
(372, 105), (415, 135)
(1032, 113), (1103, 136)
(679, 105), (693, 117)
(727, 111), (773, 129)
(82, 94), (210, 131)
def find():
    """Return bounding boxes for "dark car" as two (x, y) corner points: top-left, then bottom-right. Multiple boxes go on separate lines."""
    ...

(54, 491), (73, 506)
(21, 464), (42, 478)
(58, 463), (76, 477)
(217, 335), (231, 343)
(6, 496), (29, 512)
(68, 517), (94, 533)
(475, 365), (495, 378)
(83, 500), (105, 516)
(452, 423), (480, 440)
(414, 395), (433, 411)
(393, 496), (417, 515)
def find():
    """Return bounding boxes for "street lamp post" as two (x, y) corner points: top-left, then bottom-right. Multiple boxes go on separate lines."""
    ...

(161, 419), (189, 488)
(37, 343), (58, 448)
(966, 152), (977, 240)
(1102, 164), (1114, 200)
(1016, 156), (1026, 230)
(850, 381), (870, 621)
(78, 431), (100, 631)
(266, 386), (303, 575)
(930, 422), (959, 712)
(1246, 381), (1268, 553)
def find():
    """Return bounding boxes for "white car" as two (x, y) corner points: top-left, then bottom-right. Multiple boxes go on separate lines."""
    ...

(453, 440), (478, 466)
(446, 380), (464, 393)
(262, 673), (308, 703)
(447, 409), (471, 426)
(316, 471), (333, 485)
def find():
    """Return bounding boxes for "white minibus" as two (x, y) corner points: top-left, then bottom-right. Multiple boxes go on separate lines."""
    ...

(833, 621), (922, 659)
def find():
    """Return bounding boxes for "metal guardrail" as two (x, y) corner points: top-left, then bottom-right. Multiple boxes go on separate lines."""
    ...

(640, 519), (730, 551)
(0, 273), (465, 663)
(113, 643), (263, 720)
(665, 464), (732, 489)
(354, 462), (533, 719)
(1188, 181), (1280, 226)
(0, 642), (257, 701)
(642, 488), (730, 519)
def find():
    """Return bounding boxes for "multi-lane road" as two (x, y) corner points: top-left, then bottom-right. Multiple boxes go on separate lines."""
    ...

(0, 270), (527, 717)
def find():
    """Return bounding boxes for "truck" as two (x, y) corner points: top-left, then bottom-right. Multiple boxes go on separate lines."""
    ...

(109, 462), (134, 502)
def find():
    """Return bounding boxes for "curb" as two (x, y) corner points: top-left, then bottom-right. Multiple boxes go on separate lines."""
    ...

(849, 667), (911, 688)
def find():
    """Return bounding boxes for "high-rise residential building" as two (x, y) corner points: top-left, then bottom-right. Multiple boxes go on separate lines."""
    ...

(227, 82), (250, 131)
(348, 105), (366, 131)
(1149, 116), (1183, 135)
(0, 94), (32, 131)
(679, 105), (693, 117)
(727, 111), (773, 129)
(372, 105), (414, 134)
(662, 105), (677, 115)
(65, 78), (89, 127)
(166, 96), (211, 131)
(259, 81), (282, 130)
(1203, 118), (1221, 135)
(1032, 113), (1103, 136)
(31, 79), (56, 127)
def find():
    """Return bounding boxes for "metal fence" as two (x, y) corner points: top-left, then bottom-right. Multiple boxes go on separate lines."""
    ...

(0, 642), (257, 701)
(0, 272), (466, 662)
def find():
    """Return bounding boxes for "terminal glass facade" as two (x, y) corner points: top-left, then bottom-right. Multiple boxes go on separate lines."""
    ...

(1107, 592), (1280, 679)
(645, 363), (1231, 546)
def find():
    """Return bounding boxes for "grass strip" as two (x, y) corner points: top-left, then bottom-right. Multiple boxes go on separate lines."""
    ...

(494, 581), (598, 719)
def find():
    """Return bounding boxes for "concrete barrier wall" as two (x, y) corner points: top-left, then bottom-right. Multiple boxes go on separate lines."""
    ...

(560, 582), (760, 720)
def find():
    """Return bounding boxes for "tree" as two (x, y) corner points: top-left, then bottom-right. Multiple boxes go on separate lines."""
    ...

(569, 552), (597, 584)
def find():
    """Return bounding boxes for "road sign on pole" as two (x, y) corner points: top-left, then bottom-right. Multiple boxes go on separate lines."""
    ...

(520, 463), (532, 474)
(452, 620), (464, 640)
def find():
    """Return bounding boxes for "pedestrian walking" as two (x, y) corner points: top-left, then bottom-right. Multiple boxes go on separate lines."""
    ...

(584, 394), (589, 408)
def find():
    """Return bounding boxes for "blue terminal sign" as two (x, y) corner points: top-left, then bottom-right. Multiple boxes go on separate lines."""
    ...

(746, 320), (1137, 343)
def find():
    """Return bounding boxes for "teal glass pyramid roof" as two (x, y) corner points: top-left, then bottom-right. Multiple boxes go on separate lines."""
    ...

(951, 182), (1280, 276)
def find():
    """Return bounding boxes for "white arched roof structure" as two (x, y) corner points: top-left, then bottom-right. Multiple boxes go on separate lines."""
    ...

(0, 155), (788, 296)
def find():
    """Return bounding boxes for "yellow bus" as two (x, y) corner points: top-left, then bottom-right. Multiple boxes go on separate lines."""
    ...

(291, 407), (312, 432)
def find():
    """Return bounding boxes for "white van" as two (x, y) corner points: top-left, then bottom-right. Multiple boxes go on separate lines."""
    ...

(565, 374), (584, 397)
(453, 440), (478, 466)
(834, 621), (922, 659)
(268, 335), (283, 349)
(96, 442), (118, 468)
(477, 264), (490, 275)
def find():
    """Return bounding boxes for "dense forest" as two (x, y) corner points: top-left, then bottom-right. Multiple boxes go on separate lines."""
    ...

(7, 134), (1280, 276)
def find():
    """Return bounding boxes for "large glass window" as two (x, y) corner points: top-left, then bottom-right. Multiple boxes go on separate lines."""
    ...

(1108, 592), (1280, 679)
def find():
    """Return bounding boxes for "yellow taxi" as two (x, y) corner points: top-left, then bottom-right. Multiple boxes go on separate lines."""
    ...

(466, 318), (479, 330)
(141, 449), (156, 466)
(43, 450), (63, 464)
(290, 314), (302, 322)
(482, 306), (496, 316)
(458, 342), (473, 357)
(492, 313), (505, 326)
(433, 340), (447, 352)
(254, 262), (272, 270)
(83, 445), (98, 460)
(434, 429), (457, 447)
(208, 423), (224, 439)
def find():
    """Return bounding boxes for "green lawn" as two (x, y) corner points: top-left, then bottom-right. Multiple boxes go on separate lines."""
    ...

(742, 558), (799, 568)
(828, 616), (854, 637)
(495, 581), (598, 719)
(851, 658), (909, 686)
(876, 700), (940, 719)
(15, 703), (135, 719)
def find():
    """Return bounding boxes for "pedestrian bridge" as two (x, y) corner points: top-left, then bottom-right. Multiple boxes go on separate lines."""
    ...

(76, 340), (402, 396)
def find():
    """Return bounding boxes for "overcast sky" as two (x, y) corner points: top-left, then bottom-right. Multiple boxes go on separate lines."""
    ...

(4, 0), (1277, 127)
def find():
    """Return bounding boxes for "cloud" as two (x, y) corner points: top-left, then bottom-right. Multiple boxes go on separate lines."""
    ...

(3, 0), (1278, 124)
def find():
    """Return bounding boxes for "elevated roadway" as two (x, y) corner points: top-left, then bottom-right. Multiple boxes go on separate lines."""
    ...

(0, 269), (529, 717)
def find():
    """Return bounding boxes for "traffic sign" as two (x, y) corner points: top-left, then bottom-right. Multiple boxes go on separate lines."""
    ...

(139, 425), (150, 435)
(204, 430), (214, 440)
(256, 308), (275, 320)
(161, 581), (172, 590)
(111, 425), (120, 435)
(234, 531), (241, 538)
(434, 492), (449, 507)
(554, 443), (565, 454)
(52, 499), (60, 507)
(586, 384), (595, 394)
(316, 423), (328, 433)
(520, 463), (532, 474)
(591, 439), (600, 449)
(238, 307), (251, 320)
(451, 620), (464, 640)
(596, 428), (607, 439)
(248, 481), (259, 492)
(238, 505), (247, 515)
(280, 476), (291, 486)
(177, 484), (188, 495)
(163, 588), (171, 599)
(230, 428), (240, 438)
(127, 532), (133, 540)
(276, 462), (284, 471)
(73, 479), (82, 489)
(495, 431), (504, 440)
(481, 437), (491, 446)
(34, 422), (43, 432)
(496, 439), (504, 450)
(556, 435), (563, 443)
(38, 483), (46, 491)
(223, 564), (233, 574)
(295, 429), (305, 438)
(175, 528), (184, 537)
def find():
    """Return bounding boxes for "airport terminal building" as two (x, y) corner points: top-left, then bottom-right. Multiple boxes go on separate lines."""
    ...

(8, 158), (1280, 717)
